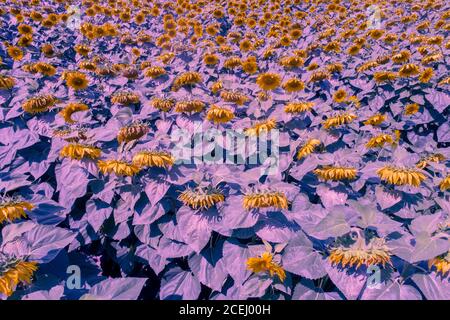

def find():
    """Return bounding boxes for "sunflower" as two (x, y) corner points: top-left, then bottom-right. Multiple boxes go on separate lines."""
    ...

(74, 44), (91, 56)
(279, 56), (304, 69)
(392, 50), (411, 64)
(404, 103), (420, 115)
(60, 143), (101, 160)
(41, 44), (55, 57)
(329, 237), (391, 269)
(132, 150), (174, 168)
(173, 99), (204, 113)
(377, 166), (426, 187)
(373, 71), (397, 83)
(17, 35), (33, 47)
(172, 71), (202, 91)
(97, 160), (140, 176)
(366, 134), (395, 148)
(206, 105), (235, 124)
(256, 72), (281, 91)
(284, 102), (314, 114)
(416, 154), (445, 169)
(0, 75), (15, 90)
(418, 67), (433, 83)
(333, 89), (347, 103)
(59, 103), (89, 124)
(117, 123), (149, 144)
(245, 119), (277, 136)
(0, 260), (38, 297)
(246, 252), (286, 282)
(178, 186), (224, 210)
(241, 58), (258, 74)
(327, 63), (343, 74)
(220, 90), (249, 105)
(439, 175), (450, 191)
(243, 190), (288, 210)
(151, 97), (175, 112)
(35, 62), (56, 77)
(314, 166), (357, 181)
(398, 63), (420, 77)
(65, 72), (89, 90)
(111, 91), (140, 105)
(7, 46), (24, 61)
(203, 53), (219, 66)
(0, 200), (34, 224)
(363, 114), (386, 126)
(223, 56), (242, 69)
(282, 78), (304, 92)
(22, 95), (58, 114)
(210, 80), (223, 94)
(428, 253), (450, 276)
(322, 113), (357, 129)
(357, 61), (378, 73)
(144, 66), (166, 78)
(309, 70), (329, 82)
(297, 139), (321, 160)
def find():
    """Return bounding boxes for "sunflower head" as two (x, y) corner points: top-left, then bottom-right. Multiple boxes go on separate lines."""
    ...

(65, 71), (89, 90)
(97, 159), (141, 176)
(111, 91), (140, 105)
(132, 150), (174, 168)
(256, 72), (281, 91)
(314, 166), (358, 181)
(0, 198), (34, 224)
(151, 97), (175, 112)
(247, 252), (286, 282)
(220, 90), (249, 105)
(245, 119), (277, 136)
(429, 253), (450, 276)
(206, 105), (235, 124)
(282, 78), (305, 93)
(322, 113), (357, 129)
(59, 103), (89, 124)
(117, 122), (149, 144)
(178, 186), (225, 210)
(22, 94), (58, 114)
(60, 143), (101, 160)
(297, 139), (322, 160)
(172, 71), (202, 91)
(0, 258), (38, 296)
(0, 75), (15, 90)
(174, 100), (205, 113)
(243, 189), (288, 210)
(377, 166), (426, 187)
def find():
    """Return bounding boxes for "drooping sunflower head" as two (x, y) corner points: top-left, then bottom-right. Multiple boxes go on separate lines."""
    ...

(174, 100), (205, 114)
(282, 78), (305, 93)
(416, 154), (445, 169)
(60, 143), (101, 160)
(256, 72), (281, 91)
(132, 150), (174, 168)
(172, 71), (202, 91)
(243, 189), (288, 210)
(366, 134), (395, 148)
(206, 105), (235, 124)
(65, 71), (89, 90)
(246, 252), (286, 282)
(363, 114), (386, 126)
(297, 139), (322, 160)
(373, 71), (397, 83)
(439, 175), (450, 191)
(59, 103), (89, 124)
(418, 67), (433, 83)
(151, 97), (175, 112)
(284, 101), (314, 114)
(309, 70), (329, 83)
(314, 166), (358, 181)
(0, 257), (38, 297)
(0, 75), (15, 90)
(117, 122), (149, 144)
(34, 62), (57, 77)
(428, 253), (450, 276)
(377, 165), (426, 187)
(329, 236), (392, 269)
(97, 159), (141, 176)
(322, 112), (357, 129)
(220, 90), (249, 105)
(398, 63), (420, 77)
(111, 91), (140, 105)
(279, 56), (304, 69)
(210, 80), (223, 94)
(178, 186), (225, 210)
(144, 66), (166, 78)
(22, 94), (58, 114)
(0, 198), (34, 224)
(244, 119), (277, 136)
